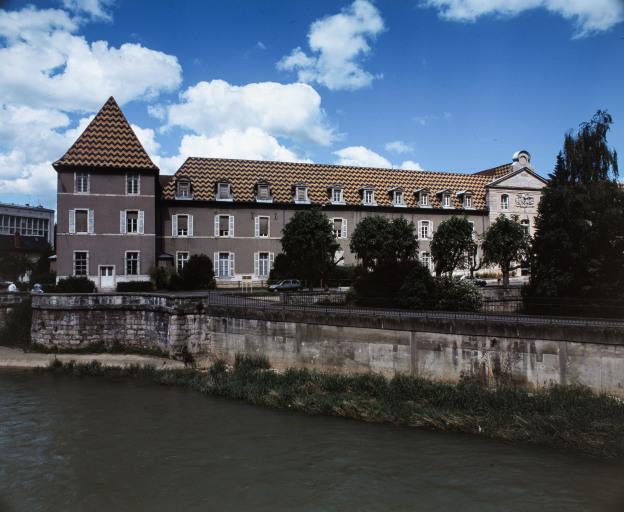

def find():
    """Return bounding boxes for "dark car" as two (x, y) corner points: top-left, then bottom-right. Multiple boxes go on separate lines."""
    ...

(268, 279), (302, 292)
(460, 275), (487, 287)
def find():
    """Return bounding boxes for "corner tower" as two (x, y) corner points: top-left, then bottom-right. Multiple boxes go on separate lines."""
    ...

(54, 97), (159, 289)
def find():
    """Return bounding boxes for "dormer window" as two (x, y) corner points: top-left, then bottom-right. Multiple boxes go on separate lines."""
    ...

(437, 189), (452, 208)
(330, 186), (345, 205)
(415, 188), (430, 207)
(176, 178), (191, 199)
(391, 188), (405, 207)
(217, 181), (233, 201)
(256, 182), (272, 203)
(362, 188), (376, 206)
(294, 185), (309, 204)
(457, 191), (474, 209)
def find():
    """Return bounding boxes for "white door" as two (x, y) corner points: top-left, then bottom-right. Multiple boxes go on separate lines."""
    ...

(99, 266), (115, 290)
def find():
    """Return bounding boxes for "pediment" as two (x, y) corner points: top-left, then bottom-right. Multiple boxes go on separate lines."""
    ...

(487, 166), (547, 190)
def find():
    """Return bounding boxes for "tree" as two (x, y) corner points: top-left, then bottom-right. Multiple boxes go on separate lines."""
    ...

(482, 215), (530, 286)
(280, 208), (339, 287)
(350, 215), (418, 270)
(179, 254), (216, 290)
(0, 253), (33, 282)
(350, 215), (420, 303)
(430, 217), (474, 277)
(528, 110), (623, 299)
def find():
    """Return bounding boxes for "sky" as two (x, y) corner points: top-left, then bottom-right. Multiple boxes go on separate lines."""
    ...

(0, 0), (623, 210)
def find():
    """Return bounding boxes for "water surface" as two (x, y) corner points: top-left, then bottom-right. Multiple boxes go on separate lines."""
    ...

(1, 371), (623, 512)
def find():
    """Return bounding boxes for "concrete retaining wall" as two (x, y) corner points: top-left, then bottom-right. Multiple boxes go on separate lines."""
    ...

(30, 293), (624, 397)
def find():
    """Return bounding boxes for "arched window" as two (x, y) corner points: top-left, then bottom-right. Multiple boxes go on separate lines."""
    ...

(501, 194), (509, 210)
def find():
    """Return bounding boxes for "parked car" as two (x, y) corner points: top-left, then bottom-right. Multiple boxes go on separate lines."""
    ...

(268, 279), (302, 292)
(31, 283), (44, 294)
(459, 275), (487, 287)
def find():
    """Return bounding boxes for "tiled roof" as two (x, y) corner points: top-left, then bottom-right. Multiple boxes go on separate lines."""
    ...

(473, 163), (513, 179)
(161, 158), (500, 209)
(53, 97), (158, 171)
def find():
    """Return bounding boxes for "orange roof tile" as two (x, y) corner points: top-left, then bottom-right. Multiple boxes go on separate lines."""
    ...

(53, 97), (158, 171)
(161, 158), (499, 210)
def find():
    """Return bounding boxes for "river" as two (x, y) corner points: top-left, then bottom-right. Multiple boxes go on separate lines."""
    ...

(1, 371), (623, 512)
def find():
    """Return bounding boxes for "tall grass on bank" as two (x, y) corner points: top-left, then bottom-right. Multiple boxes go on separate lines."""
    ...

(44, 357), (624, 458)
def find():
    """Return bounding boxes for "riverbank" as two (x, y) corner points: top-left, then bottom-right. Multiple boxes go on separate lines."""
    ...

(36, 355), (624, 458)
(0, 346), (185, 370)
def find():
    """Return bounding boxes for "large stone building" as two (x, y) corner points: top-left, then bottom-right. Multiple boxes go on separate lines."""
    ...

(54, 97), (547, 290)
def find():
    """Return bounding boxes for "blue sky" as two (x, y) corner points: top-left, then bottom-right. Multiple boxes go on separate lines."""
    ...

(0, 0), (623, 209)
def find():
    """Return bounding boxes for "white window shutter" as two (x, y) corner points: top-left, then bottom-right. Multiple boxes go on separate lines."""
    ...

(229, 252), (235, 276)
(138, 210), (145, 234)
(254, 252), (259, 276)
(172, 215), (177, 237)
(120, 211), (126, 234)
(229, 215), (234, 237)
(254, 216), (260, 237)
(69, 210), (75, 234)
(269, 252), (275, 269)
(88, 209), (94, 234)
(214, 215), (219, 237)
(213, 252), (218, 276)
(188, 215), (194, 237)
(341, 218), (348, 239)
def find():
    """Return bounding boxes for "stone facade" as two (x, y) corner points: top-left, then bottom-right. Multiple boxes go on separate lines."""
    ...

(31, 294), (624, 397)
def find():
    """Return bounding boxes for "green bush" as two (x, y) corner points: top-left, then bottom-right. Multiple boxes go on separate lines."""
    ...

(234, 353), (271, 373)
(397, 263), (437, 309)
(55, 276), (96, 293)
(150, 255), (216, 291)
(353, 261), (426, 307)
(149, 266), (173, 290)
(116, 281), (154, 292)
(433, 277), (483, 312)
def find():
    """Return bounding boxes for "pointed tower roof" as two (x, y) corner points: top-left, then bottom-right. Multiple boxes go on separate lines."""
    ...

(54, 97), (158, 171)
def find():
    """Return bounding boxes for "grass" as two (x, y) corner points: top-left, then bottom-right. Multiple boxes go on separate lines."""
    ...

(42, 356), (624, 458)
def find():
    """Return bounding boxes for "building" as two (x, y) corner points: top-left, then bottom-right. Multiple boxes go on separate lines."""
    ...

(54, 97), (547, 290)
(0, 202), (55, 249)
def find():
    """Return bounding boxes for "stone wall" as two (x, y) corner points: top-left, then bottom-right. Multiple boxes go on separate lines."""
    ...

(30, 294), (624, 397)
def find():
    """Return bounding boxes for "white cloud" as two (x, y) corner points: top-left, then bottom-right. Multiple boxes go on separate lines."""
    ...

(422, 0), (624, 37)
(163, 79), (335, 145)
(62, 0), (115, 21)
(277, 0), (385, 90)
(0, 6), (182, 112)
(153, 128), (310, 174)
(334, 146), (392, 168)
(400, 160), (424, 171)
(385, 140), (413, 154)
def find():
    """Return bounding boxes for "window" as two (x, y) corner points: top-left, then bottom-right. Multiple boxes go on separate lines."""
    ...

(419, 220), (431, 240)
(120, 210), (144, 234)
(463, 194), (473, 209)
(501, 194), (509, 210)
(392, 189), (405, 206)
(255, 216), (269, 237)
(331, 187), (344, 204)
(521, 219), (530, 235)
(176, 252), (189, 272)
(255, 252), (273, 277)
(73, 251), (88, 276)
(256, 183), (271, 202)
(419, 191), (429, 207)
(217, 182), (232, 200)
(215, 252), (234, 278)
(75, 210), (88, 234)
(69, 209), (93, 234)
(75, 172), (89, 193)
(443, 193), (451, 208)
(362, 189), (375, 205)
(125, 251), (139, 275)
(420, 252), (431, 270)
(295, 186), (309, 203)
(126, 210), (138, 234)
(177, 215), (189, 236)
(177, 179), (191, 199)
(332, 218), (348, 239)
(127, 172), (139, 194)
(215, 215), (234, 237)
